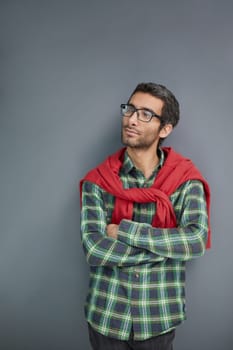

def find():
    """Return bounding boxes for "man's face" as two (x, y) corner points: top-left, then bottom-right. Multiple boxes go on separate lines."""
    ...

(121, 92), (164, 150)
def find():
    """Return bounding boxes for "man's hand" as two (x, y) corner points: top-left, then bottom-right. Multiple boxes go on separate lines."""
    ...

(106, 224), (119, 239)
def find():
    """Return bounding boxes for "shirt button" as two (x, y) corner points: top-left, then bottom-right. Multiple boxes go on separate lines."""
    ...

(135, 273), (139, 278)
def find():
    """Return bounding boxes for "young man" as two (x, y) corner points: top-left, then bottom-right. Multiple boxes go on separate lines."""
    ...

(80, 82), (211, 350)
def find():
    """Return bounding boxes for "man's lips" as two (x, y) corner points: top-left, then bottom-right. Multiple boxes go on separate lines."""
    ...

(124, 127), (140, 136)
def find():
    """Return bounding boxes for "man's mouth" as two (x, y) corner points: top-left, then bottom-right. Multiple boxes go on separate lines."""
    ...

(124, 127), (140, 136)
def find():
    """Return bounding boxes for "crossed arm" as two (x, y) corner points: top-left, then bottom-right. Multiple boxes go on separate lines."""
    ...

(81, 180), (208, 267)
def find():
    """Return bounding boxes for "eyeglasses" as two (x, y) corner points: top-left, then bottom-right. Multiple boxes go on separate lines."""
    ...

(120, 103), (162, 123)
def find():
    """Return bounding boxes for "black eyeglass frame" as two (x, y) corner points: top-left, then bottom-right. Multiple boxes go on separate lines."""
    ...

(120, 103), (163, 123)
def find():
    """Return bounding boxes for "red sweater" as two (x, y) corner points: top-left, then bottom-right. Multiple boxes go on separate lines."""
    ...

(80, 147), (211, 249)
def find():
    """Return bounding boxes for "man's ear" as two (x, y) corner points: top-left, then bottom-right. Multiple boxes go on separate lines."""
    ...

(159, 124), (173, 138)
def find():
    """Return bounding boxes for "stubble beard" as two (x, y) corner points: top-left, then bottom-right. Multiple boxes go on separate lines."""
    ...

(121, 128), (159, 150)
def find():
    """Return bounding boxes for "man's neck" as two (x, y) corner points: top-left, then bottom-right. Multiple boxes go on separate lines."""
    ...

(126, 146), (160, 179)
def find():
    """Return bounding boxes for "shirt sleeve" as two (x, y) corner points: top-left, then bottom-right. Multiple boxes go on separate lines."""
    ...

(81, 181), (164, 267)
(117, 180), (208, 261)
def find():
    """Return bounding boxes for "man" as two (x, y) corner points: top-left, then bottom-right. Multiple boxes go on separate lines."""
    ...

(80, 82), (211, 350)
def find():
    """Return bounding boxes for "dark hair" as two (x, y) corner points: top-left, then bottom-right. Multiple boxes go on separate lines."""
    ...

(128, 82), (180, 129)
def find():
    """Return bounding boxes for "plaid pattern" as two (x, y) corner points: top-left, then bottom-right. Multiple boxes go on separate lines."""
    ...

(80, 149), (208, 341)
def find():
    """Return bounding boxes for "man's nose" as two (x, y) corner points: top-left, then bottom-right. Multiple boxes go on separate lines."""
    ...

(128, 111), (138, 125)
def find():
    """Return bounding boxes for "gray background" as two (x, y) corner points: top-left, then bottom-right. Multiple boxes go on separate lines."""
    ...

(1, 0), (232, 349)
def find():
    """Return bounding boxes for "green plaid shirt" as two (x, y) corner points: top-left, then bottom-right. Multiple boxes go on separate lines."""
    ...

(80, 149), (208, 341)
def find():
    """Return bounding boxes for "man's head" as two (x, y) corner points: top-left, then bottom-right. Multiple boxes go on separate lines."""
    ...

(128, 82), (180, 130)
(121, 82), (180, 149)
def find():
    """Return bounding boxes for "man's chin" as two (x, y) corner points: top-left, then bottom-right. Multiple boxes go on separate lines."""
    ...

(122, 138), (138, 148)
(122, 142), (144, 150)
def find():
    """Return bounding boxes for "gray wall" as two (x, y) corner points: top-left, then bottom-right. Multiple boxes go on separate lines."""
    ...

(1, 1), (232, 349)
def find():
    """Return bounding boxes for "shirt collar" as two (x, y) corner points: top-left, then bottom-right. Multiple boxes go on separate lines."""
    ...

(121, 148), (165, 175)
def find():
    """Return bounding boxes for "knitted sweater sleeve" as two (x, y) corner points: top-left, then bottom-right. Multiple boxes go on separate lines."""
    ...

(81, 181), (164, 267)
(117, 180), (208, 261)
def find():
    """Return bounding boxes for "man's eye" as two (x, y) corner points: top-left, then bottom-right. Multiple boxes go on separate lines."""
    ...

(126, 106), (135, 114)
(123, 105), (131, 113)
(143, 110), (152, 117)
